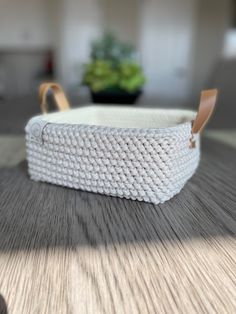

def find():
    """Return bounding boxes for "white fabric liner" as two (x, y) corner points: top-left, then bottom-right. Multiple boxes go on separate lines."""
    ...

(42, 105), (196, 129)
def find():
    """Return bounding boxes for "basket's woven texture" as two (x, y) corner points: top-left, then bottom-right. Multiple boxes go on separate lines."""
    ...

(25, 117), (200, 204)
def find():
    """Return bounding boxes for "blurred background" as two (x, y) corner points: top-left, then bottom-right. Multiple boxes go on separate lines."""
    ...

(0, 0), (236, 139)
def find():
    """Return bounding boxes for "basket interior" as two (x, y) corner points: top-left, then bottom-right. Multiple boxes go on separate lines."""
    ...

(42, 106), (196, 129)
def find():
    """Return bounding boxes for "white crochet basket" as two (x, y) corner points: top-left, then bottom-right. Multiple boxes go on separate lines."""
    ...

(25, 83), (218, 205)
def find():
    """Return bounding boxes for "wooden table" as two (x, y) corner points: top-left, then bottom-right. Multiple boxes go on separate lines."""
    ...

(0, 138), (235, 314)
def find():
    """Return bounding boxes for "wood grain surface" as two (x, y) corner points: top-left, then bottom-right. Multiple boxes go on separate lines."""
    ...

(0, 139), (235, 314)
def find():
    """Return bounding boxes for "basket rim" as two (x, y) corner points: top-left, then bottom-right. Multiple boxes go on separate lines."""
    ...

(26, 118), (194, 138)
(26, 106), (197, 136)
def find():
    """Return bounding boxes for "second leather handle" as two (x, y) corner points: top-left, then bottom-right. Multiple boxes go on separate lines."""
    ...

(190, 89), (218, 148)
(192, 89), (218, 134)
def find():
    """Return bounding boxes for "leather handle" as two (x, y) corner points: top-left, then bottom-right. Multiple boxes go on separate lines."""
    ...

(192, 89), (218, 134)
(39, 82), (70, 114)
(190, 89), (218, 148)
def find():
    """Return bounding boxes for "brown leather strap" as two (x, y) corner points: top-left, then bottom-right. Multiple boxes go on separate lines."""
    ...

(190, 89), (218, 148)
(39, 82), (70, 113)
(192, 89), (218, 134)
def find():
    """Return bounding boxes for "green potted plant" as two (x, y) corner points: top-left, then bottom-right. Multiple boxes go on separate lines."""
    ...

(83, 33), (145, 104)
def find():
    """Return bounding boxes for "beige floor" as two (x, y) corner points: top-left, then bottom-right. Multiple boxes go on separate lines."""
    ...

(0, 135), (26, 167)
(206, 130), (236, 148)
(0, 130), (235, 167)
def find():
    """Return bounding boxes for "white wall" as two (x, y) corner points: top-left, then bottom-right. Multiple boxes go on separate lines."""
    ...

(0, 0), (232, 99)
(54, 0), (103, 88)
(102, 0), (140, 46)
(0, 0), (53, 96)
(139, 0), (197, 103)
(191, 0), (232, 98)
(0, 0), (52, 48)
(223, 30), (236, 58)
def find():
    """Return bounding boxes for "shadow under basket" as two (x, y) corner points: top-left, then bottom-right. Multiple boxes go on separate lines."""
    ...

(26, 83), (218, 205)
